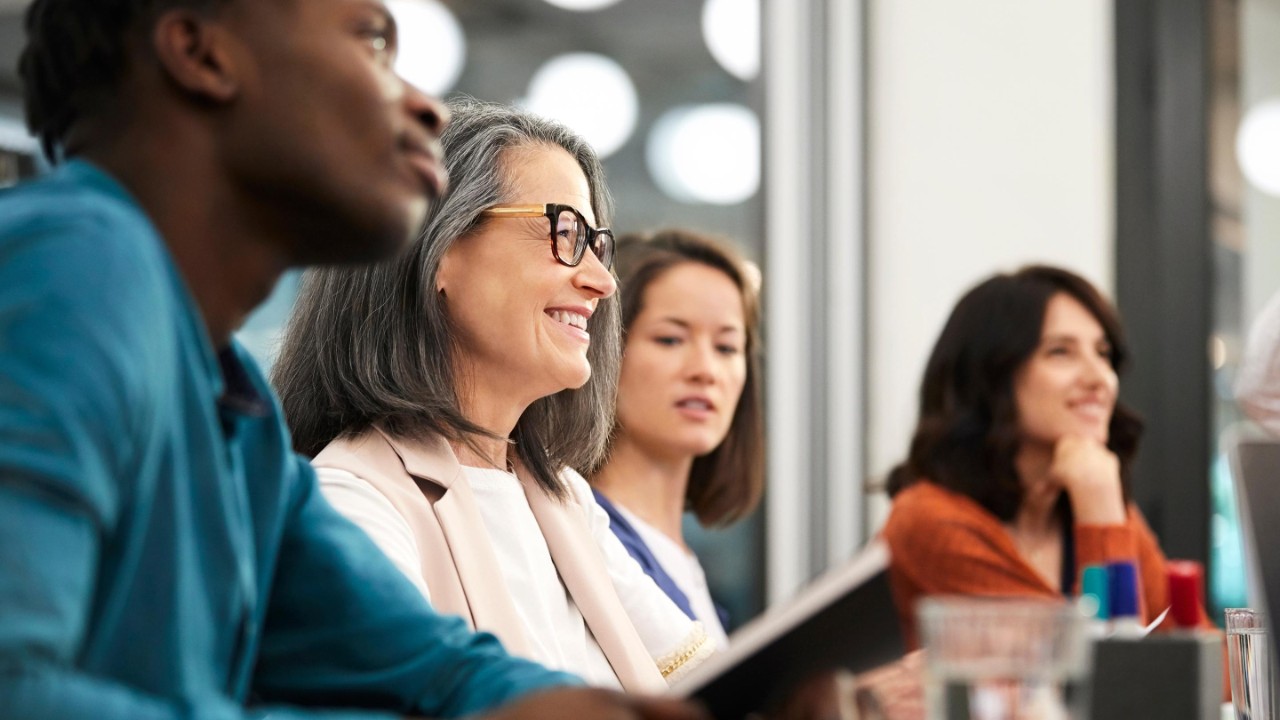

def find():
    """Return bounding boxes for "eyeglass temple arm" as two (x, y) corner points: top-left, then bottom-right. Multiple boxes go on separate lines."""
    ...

(481, 205), (550, 217)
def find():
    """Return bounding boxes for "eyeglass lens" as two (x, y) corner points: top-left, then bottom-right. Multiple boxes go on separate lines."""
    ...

(553, 209), (583, 263)
(553, 208), (613, 268)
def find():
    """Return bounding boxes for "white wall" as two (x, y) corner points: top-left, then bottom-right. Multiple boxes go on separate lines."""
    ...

(865, 0), (1115, 527)
(1243, 0), (1280, 325)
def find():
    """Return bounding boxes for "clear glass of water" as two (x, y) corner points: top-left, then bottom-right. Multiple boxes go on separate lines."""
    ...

(918, 597), (1092, 720)
(1227, 608), (1273, 720)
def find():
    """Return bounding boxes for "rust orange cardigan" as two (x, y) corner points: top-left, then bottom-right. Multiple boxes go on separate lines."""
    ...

(881, 482), (1217, 650)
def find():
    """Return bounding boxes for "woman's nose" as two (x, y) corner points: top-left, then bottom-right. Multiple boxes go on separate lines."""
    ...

(685, 340), (718, 384)
(573, 251), (617, 299)
(1081, 353), (1117, 389)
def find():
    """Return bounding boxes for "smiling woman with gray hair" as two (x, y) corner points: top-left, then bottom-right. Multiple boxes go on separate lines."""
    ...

(272, 97), (713, 691)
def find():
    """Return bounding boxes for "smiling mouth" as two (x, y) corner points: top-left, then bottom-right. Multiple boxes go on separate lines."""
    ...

(677, 398), (713, 411)
(547, 309), (590, 336)
(1070, 401), (1110, 420)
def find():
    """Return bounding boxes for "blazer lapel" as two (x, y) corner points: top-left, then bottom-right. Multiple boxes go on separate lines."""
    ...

(380, 430), (535, 659)
(523, 476), (668, 693)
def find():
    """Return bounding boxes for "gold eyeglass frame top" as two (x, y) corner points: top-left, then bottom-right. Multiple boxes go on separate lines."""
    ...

(480, 203), (615, 270)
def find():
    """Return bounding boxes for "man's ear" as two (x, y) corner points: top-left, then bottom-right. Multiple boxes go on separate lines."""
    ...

(151, 9), (242, 103)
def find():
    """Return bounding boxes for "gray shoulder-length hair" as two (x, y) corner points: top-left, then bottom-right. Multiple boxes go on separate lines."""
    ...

(272, 97), (621, 498)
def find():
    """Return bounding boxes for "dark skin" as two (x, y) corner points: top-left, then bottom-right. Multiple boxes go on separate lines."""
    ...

(483, 689), (707, 720)
(74, 0), (450, 347)
(63, 2), (861, 717)
(73, 33), (286, 345)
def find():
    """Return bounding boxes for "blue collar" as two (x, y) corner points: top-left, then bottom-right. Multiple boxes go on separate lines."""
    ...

(217, 348), (271, 419)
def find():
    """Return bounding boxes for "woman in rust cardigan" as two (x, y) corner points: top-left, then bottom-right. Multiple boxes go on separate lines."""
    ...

(881, 265), (1214, 649)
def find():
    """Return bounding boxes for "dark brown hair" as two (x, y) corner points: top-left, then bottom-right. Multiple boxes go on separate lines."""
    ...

(886, 265), (1143, 522)
(595, 228), (765, 527)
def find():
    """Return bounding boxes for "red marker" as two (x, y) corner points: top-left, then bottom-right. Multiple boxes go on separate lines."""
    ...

(1167, 560), (1204, 628)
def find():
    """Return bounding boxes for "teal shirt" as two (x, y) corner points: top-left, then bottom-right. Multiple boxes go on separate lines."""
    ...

(0, 161), (578, 719)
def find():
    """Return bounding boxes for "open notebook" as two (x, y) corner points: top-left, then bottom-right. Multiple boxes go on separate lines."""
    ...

(670, 539), (904, 718)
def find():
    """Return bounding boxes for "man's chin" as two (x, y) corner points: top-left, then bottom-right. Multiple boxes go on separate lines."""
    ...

(379, 200), (430, 254)
(328, 202), (429, 264)
(294, 229), (412, 267)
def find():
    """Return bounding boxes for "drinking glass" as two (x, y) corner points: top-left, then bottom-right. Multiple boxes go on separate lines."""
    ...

(918, 597), (1092, 720)
(1227, 608), (1274, 720)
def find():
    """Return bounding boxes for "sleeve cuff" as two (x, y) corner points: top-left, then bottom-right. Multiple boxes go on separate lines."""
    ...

(657, 622), (716, 684)
(1074, 523), (1139, 567)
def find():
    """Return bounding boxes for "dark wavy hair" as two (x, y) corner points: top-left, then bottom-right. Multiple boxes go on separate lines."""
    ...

(885, 265), (1143, 522)
(19, 0), (227, 161)
(595, 229), (765, 527)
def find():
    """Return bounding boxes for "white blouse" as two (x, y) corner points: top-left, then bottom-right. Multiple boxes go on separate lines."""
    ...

(317, 464), (707, 687)
(610, 503), (731, 651)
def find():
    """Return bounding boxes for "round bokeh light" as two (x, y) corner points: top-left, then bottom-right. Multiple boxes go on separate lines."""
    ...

(646, 103), (761, 205)
(542, 0), (625, 10)
(1238, 100), (1280, 198)
(387, 0), (466, 96)
(702, 0), (760, 81)
(524, 53), (639, 159)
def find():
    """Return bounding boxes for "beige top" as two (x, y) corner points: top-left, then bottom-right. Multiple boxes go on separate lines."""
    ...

(312, 428), (713, 692)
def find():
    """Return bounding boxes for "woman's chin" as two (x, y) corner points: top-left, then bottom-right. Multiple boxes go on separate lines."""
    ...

(680, 432), (727, 458)
(550, 365), (592, 393)
(1081, 424), (1110, 444)
(1052, 421), (1109, 445)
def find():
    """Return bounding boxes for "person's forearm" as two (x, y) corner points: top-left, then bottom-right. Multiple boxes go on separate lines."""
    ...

(1066, 487), (1127, 526)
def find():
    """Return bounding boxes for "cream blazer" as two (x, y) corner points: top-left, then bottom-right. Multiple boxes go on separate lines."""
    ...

(312, 427), (709, 693)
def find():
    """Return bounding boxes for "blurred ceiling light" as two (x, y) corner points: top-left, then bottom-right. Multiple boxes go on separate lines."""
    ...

(646, 103), (760, 205)
(542, 0), (624, 10)
(1238, 100), (1280, 197)
(387, 0), (466, 96)
(0, 117), (38, 155)
(1210, 335), (1228, 371)
(702, 0), (760, 81)
(524, 53), (638, 159)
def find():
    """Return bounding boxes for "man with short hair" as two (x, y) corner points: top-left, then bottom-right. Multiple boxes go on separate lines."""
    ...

(0, 2), (703, 718)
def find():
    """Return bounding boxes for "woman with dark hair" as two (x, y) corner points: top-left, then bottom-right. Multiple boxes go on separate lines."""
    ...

(882, 265), (1213, 648)
(272, 98), (712, 691)
(589, 230), (765, 649)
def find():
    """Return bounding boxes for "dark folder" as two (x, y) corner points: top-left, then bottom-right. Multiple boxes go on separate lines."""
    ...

(671, 540), (905, 719)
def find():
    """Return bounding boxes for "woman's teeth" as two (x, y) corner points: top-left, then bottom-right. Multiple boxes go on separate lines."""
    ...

(549, 310), (587, 331)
